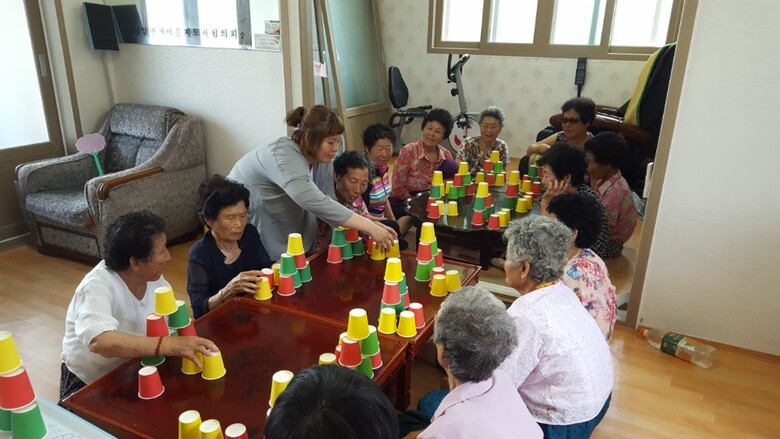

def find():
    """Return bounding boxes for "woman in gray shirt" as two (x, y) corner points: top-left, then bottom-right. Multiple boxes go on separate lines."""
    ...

(228, 106), (397, 260)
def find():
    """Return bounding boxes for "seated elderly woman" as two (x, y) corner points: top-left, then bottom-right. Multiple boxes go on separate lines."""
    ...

(187, 175), (273, 318)
(455, 106), (510, 175)
(264, 365), (398, 439)
(499, 216), (613, 437)
(546, 193), (617, 341)
(413, 286), (541, 439)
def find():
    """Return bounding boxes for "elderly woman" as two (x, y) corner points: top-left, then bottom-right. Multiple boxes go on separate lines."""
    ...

(361, 123), (396, 220)
(526, 97), (596, 156)
(389, 108), (454, 236)
(456, 106), (510, 175)
(411, 287), (541, 439)
(228, 105), (396, 260)
(546, 193), (617, 341)
(499, 216), (613, 437)
(187, 175), (273, 318)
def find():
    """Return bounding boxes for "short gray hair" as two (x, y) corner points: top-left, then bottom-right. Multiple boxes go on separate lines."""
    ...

(504, 216), (571, 283)
(479, 106), (506, 128)
(433, 286), (517, 383)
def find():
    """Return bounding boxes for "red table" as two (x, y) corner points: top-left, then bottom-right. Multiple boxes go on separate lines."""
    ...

(62, 300), (408, 439)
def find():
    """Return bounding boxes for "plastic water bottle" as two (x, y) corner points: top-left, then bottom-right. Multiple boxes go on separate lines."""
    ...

(640, 328), (716, 368)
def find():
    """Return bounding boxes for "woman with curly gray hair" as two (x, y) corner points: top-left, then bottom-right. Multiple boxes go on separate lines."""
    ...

(412, 287), (541, 439)
(455, 106), (510, 175)
(499, 216), (613, 438)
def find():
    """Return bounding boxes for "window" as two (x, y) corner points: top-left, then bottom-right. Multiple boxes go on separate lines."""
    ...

(430, 0), (683, 60)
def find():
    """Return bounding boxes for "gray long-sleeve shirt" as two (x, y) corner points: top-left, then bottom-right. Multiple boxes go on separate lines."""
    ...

(228, 137), (353, 260)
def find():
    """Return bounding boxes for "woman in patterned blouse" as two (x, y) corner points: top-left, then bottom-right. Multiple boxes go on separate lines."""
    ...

(455, 106), (510, 175)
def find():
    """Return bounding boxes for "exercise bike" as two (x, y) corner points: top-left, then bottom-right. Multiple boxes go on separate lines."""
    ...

(446, 53), (480, 154)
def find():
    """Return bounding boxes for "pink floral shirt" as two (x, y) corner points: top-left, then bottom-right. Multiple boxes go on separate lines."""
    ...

(563, 248), (617, 341)
(455, 136), (509, 175)
(389, 140), (452, 200)
(594, 171), (638, 244)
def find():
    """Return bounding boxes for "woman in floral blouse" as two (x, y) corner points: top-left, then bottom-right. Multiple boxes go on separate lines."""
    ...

(546, 192), (617, 341)
(455, 106), (509, 175)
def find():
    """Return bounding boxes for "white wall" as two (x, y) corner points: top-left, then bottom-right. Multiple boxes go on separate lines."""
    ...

(639, 0), (780, 355)
(377, 0), (646, 157)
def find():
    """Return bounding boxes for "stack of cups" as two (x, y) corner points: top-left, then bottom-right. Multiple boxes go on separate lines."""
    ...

(382, 259), (406, 313)
(327, 227), (350, 264)
(144, 286), (193, 367)
(503, 170), (521, 212)
(515, 182), (529, 215)
(343, 228), (365, 257)
(521, 175), (532, 193)
(456, 161), (473, 197)
(488, 151), (505, 188)
(430, 170), (444, 200)
(0, 331), (46, 439)
(472, 182), (491, 227)
(278, 253), (299, 296)
(287, 233), (313, 284)
(356, 325), (382, 378)
(143, 313), (168, 366)
(416, 223), (438, 282)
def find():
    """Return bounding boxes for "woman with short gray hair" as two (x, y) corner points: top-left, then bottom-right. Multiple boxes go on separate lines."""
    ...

(415, 286), (542, 439)
(499, 216), (613, 438)
(455, 105), (509, 175)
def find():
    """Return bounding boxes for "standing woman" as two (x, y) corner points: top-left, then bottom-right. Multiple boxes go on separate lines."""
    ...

(456, 106), (510, 175)
(228, 106), (396, 260)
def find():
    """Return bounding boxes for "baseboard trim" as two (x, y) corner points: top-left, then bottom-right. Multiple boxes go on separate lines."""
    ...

(0, 233), (32, 252)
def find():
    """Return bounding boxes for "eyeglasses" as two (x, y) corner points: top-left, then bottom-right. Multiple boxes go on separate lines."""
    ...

(561, 117), (581, 125)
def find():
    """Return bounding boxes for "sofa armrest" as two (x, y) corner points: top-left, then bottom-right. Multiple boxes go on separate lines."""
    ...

(97, 167), (164, 201)
(15, 154), (97, 196)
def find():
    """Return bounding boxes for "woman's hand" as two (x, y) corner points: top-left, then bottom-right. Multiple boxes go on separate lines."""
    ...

(367, 221), (397, 251)
(540, 176), (570, 215)
(162, 336), (219, 368)
(221, 270), (264, 300)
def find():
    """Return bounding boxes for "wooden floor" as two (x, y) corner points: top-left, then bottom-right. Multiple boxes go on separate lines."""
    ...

(1, 241), (779, 438)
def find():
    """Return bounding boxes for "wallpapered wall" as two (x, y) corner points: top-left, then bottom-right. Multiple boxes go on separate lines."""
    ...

(377, 0), (647, 157)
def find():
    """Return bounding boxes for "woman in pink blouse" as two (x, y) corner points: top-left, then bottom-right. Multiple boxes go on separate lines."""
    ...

(546, 192), (617, 340)
(389, 108), (454, 236)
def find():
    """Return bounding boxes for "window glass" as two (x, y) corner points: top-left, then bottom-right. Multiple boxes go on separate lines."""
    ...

(550, 0), (606, 45)
(488, 0), (537, 44)
(441, 0), (484, 42)
(611, 0), (674, 47)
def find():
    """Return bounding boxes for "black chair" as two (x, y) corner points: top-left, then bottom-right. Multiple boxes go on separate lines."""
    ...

(388, 66), (431, 153)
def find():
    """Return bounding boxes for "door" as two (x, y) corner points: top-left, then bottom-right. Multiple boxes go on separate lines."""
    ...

(0, 0), (63, 242)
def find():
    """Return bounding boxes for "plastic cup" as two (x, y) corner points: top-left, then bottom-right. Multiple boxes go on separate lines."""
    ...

(457, 161), (469, 175)
(201, 351), (226, 380)
(138, 366), (165, 399)
(529, 164), (538, 178)
(279, 253), (297, 276)
(146, 313), (169, 337)
(494, 161), (504, 173)
(436, 200), (445, 216)
(287, 233), (305, 256)
(414, 260), (432, 282)
(416, 241), (433, 261)
(370, 351), (383, 369)
(515, 197), (528, 213)
(181, 353), (203, 375)
(10, 402), (46, 439)
(403, 292), (412, 309)
(435, 249), (444, 268)
(399, 273), (408, 294)
(430, 274), (447, 297)
(167, 300), (190, 329)
(502, 195), (517, 210)
(359, 325), (380, 356)
(499, 209), (511, 227)
(333, 345), (341, 362)
(447, 184), (459, 200)
(382, 282), (401, 305)
(485, 173), (495, 186)
(370, 241), (386, 261)
(444, 180), (452, 195)
(475, 172), (485, 184)
(487, 214), (500, 230)
(356, 356), (374, 379)
(387, 240), (401, 258)
(396, 311), (418, 338)
(178, 410), (202, 439)
(377, 308), (397, 334)
(445, 270), (462, 292)
(268, 370), (294, 407)
(485, 193), (494, 207)
(0, 408), (9, 432)
(453, 174), (463, 187)
(225, 423), (248, 439)
(340, 242), (354, 260)
(345, 228), (359, 243)
(458, 184), (466, 198)
(318, 353), (337, 365)
(431, 266), (446, 280)
(327, 244), (343, 264)
(446, 201), (458, 216)
(524, 195), (534, 210)
(299, 262), (313, 283)
(199, 419), (223, 439)
(384, 257), (403, 282)
(409, 302), (426, 329)
(338, 338), (362, 367)
(521, 180), (532, 193)
(0, 367), (35, 410)
(427, 202), (440, 219)
(506, 183), (519, 197)
(277, 275), (295, 296)
(508, 170), (521, 185)
(293, 253), (307, 270)
(178, 320), (197, 337)
(292, 270), (303, 288)
(346, 308), (370, 341)
(465, 182), (475, 196)
(532, 180), (542, 195)
(476, 182), (490, 198)
(463, 173), (472, 185)
(473, 196), (486, 212)
(331, 227), (347, 246)
(489, 150), (500, 163)
(270, 263), (280, 285)
(254, 277), (273, 300)
(154, 286), (177, 316)
(495, 172), (506, 187)
(352, 238), (365, 256)
(141, 355), (165, 367)
(429, 184), (441, 200)
(471, 209), (485, 226)
(483, 160), (493, 172)
(432, 170), (444, 186)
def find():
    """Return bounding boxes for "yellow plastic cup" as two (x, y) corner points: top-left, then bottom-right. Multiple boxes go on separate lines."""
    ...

(524, 195), (534, 210)
(346, 308), (370, 341)
(475, 172), (485, 184)
(199, 419), (223, 439)
(508, 170), (521, 186)
(377, 308), (397, 334)
(432, 170), (444, 186)
(515, 197), (528, 213)
(521, 180), (532, 193)
(457, 161), (469, 175)
(420, 222), (436, 243)
(476, 182), (490, 198)
(436, 200), (445, 216)
(272, 263), (281, 285)
(178, 410), (202, 439)
(255, 277), (273, 300)
(384, 258), (403, 282)
(445, 270), (462, 292)
(490, 150), (500, 163)
(269, 370), (294, 407)
(319, 353), (337, 365)
(446, 201), (459, 216)
(201, 351), (226, 380)
(444, 180), (453, 195)
(495, 172), (506, 187)
(396, 311), (418, 338)
(181, 353), (203, 375)
(370, 241), (386, 260)
(0, 331), (22, 374)
(499, 210), (510, 227)
(154, 286), (178, 316)
(286, 232), (305, 256)
(387, 240), (401, 258)
(430, 274), (447, 297)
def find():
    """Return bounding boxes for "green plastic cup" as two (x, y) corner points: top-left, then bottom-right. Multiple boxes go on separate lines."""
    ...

(448, 185), (459, 200)
(529, 164), (538, 178)
(429, 184), (441, 199)
(331, 228), (347, 246)
(142, 356), (165, 367)
(359, 326), (380, 356)
(398, 273), (408, 294)
(11, 402), (46, 439)
(292, 270), (302, 288)
(352, 238), (365, 256)
(0, 408), (10, 432)
(485, 205), (495, 216)
(502, 196), (517, 210)
(462, 173), (472, 185)
(279, 253), (297, 276)
(414, 261), (432, 282)
(473, 196), (486, 211)
(428, 239), (438, 256)
(394, 298), (406, 315)
(341, 242), (353, 260)
(494, 162), (504, 174)
(167, 300), (190, 329)
(458, 185), (466, 198)
(299, 263), (312, 283)
(356, 356), (374, 379)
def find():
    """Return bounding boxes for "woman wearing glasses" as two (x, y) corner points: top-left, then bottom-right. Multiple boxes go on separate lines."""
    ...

(526, 97), (596, 156)
(187, 175), (273, 318)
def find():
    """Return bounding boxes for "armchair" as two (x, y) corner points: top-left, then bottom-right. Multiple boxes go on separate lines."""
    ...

(15, 103), (206, 262)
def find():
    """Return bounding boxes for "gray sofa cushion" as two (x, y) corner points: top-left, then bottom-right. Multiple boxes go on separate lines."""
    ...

(109, 104), (175, 140)
(26, 187), (92, 227)
(104, 134), (143, 173)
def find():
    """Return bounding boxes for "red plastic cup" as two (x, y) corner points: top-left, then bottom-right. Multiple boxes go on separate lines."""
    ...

(532, 181), (542, 195)
(370, 352), (383, 369)
(338, 337), (362, 367)
(327, 244), (343, 264)
(177, 320), (197, 337)
(435, 249), (444, 268)
(486, 194), (493, 208)
(145, 313), (168, 337)
(538, 166), (545, 179)
(382, 282), (401, 305)
(261, 268), (275, 289)
(225, 423), (249, 439)
(465, 183), (475, 196)
(453, 174), (463, 186)
(294, 253), (307, 270)
(430, 267), (446, 284)
(416, 242), (432, 261)
(345, 228), (359, 243)
(409, 303), (425, 329)
(0, 367), (35, 410)
(403, 292), (411, 308)
(277, 275), (296, 296)
(471, 210), (484, 226)
(486, 173), (495, 186)
(505, 184), (518, 197)
(523, 174), (531, 182)
(427, 203), (440, 219)
(487, 214), (500, 230)
(334, 344), (341, 362)
(365, 237), (374, 254)
(138, 366), (165, 399)
(483, 160), (493, 172)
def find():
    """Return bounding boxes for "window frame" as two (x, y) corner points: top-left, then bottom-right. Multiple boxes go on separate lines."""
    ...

(428, 0), (684, 61)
